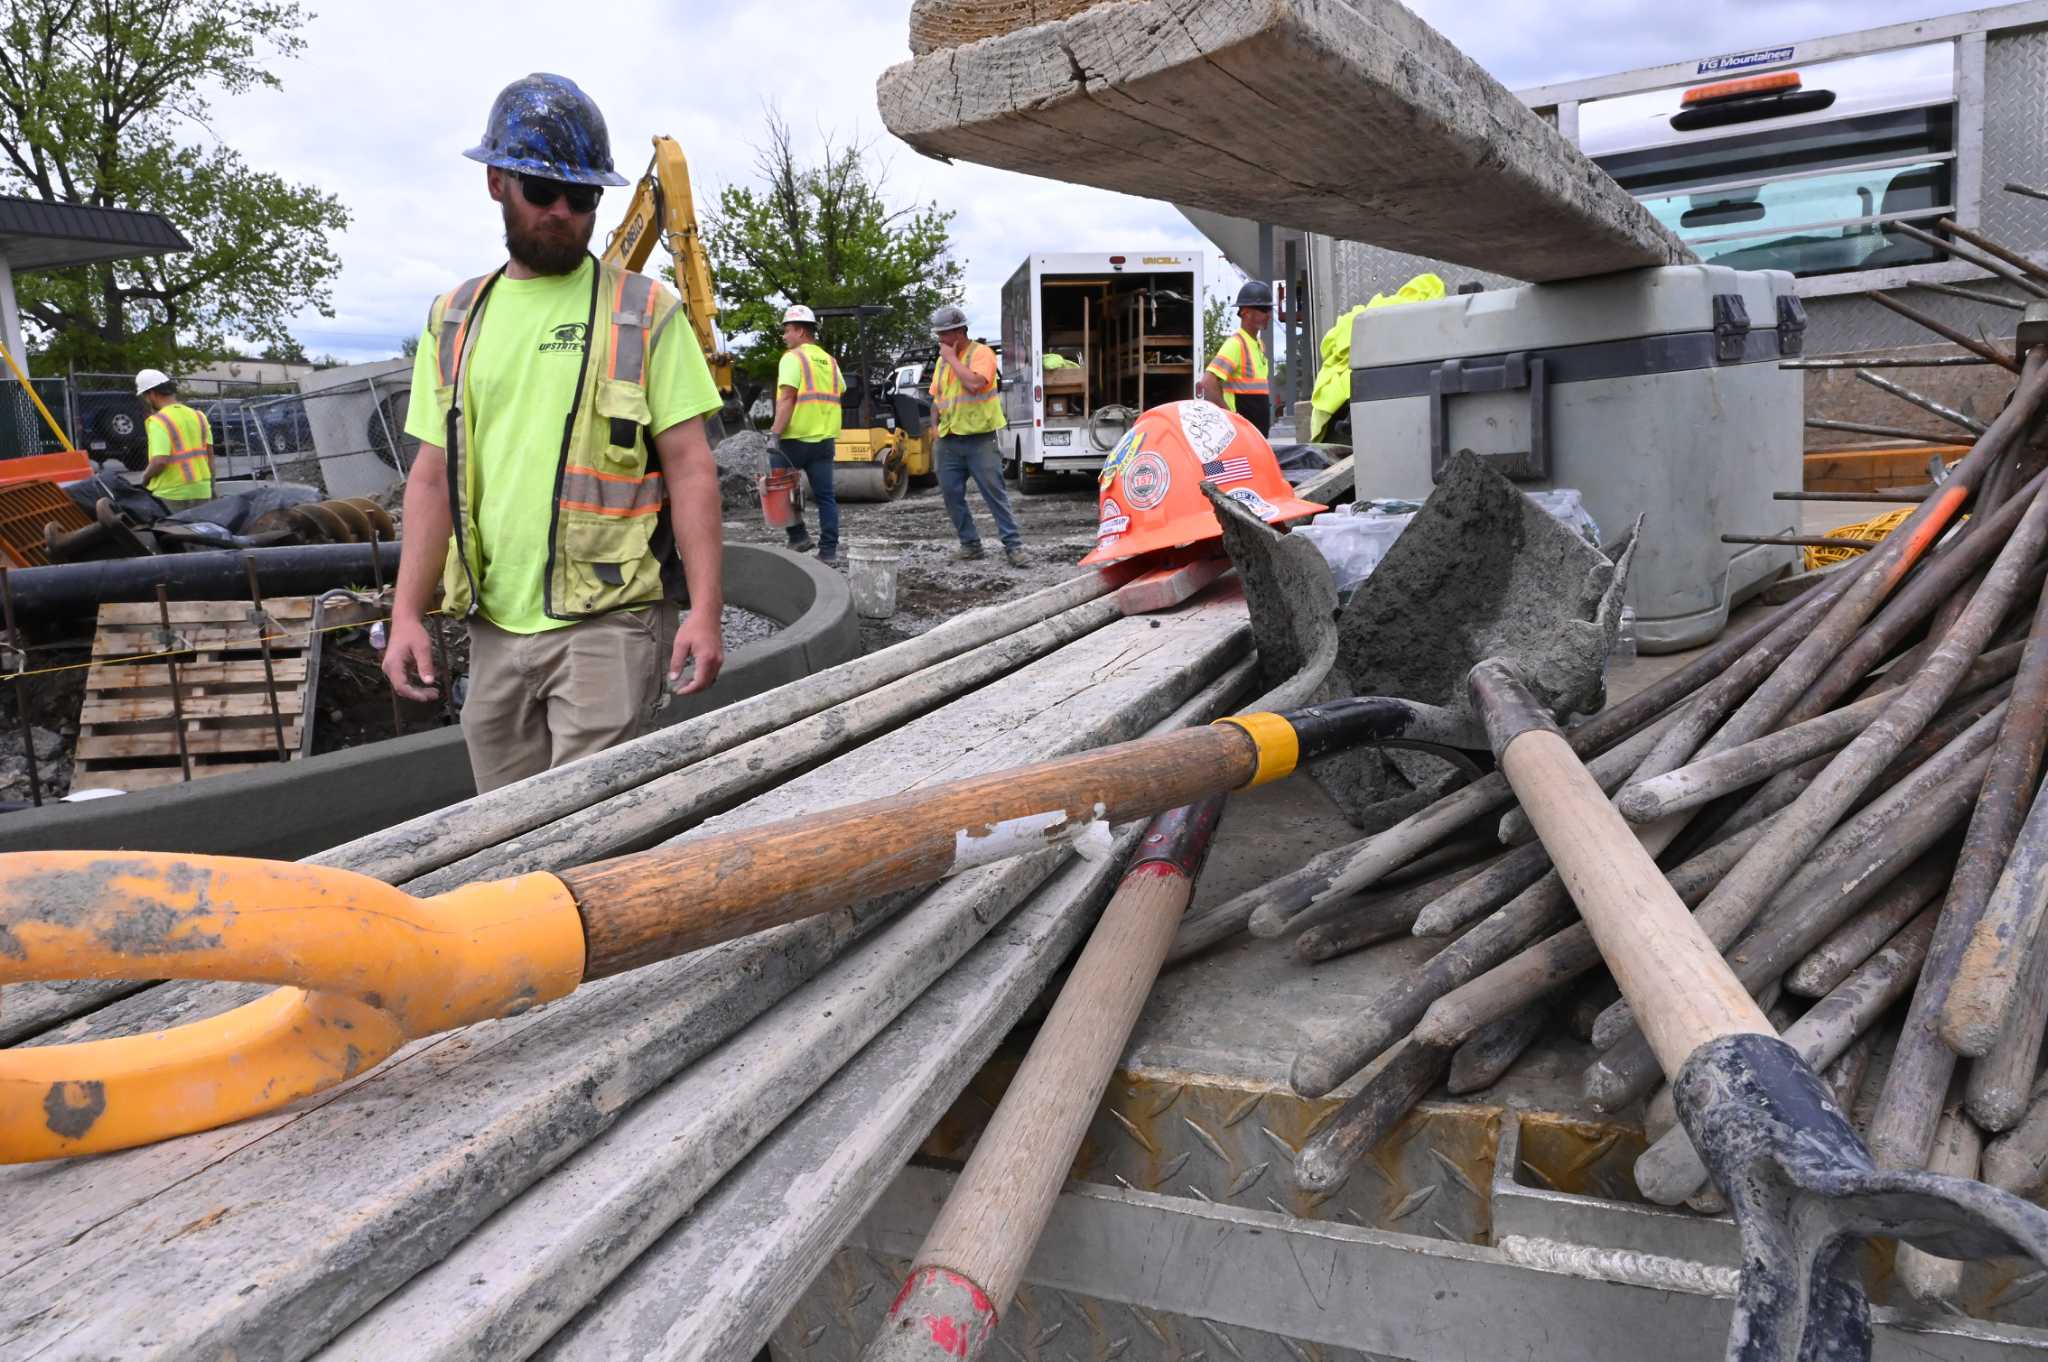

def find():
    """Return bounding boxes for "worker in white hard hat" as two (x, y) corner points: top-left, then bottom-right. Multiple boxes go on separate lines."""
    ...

(928, 303), (1025, 567)
(133, 368), (215, 503)
(768, 304), (846, 563)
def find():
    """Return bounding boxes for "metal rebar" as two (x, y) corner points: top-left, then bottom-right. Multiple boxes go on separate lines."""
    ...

(1805, 416), (1964, 444)
(240, 555), (291, 762)
(1871, 291), (2022, 371)
(2007, 181), (2048, 205)
(1854, 369), (1988, 435)
(0, 566), (41, 807)
(1889, 220), (2048, 300)
(1917, 281), (2027, 312)
(364, 530), (405, 739)
(1938, 217), (2048, 289)
(1722, 532), (1882, 550)
(155, 585), (193, 783)
(1774, 490), (1931, 503)
(1784, 355), (1992, 369)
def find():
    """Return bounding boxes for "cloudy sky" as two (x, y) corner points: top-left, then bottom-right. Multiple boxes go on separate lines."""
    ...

(208, 0), (1992, 364)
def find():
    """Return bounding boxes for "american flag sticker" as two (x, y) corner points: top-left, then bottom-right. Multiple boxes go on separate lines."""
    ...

(1202, 456), (1254, 485)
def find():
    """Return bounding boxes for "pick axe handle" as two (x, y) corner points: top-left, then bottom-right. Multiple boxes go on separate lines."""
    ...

(864, 798), (1227, 1360)
(1472, 662), (1774, 1076)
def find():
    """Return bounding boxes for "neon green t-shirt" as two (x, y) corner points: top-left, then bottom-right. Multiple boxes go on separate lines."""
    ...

(775, 343), (844, 442)
(145, 402), (214, 501)
(406, 258), (721, 633)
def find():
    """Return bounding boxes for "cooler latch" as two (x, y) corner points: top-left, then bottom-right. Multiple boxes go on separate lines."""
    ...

(1428, 351), (1550, 483)
(1775, 294), (1808, 357)
(1712, 293), (1752, 362)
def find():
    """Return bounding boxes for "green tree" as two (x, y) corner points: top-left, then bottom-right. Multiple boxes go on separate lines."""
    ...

(706, 107), (960, 387)
(1201, 294), (1229, 367)
(0, 0), (347, 372)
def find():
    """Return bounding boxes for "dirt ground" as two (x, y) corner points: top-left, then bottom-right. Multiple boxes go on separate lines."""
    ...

(721, 473), (1105, 649)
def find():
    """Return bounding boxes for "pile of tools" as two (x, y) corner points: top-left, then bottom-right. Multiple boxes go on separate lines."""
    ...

(1196, 306), (2048, 1313)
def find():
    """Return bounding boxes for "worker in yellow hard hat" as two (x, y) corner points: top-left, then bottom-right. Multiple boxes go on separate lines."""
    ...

(133, 368), (214, 504)
(1199, 281), (1273, 436)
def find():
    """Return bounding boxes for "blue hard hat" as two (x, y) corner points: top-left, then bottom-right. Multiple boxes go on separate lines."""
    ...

(464, 73), (627, 187)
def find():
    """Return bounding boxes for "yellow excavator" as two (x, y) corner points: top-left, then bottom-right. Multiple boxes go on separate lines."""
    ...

(600, 135), (739, 424)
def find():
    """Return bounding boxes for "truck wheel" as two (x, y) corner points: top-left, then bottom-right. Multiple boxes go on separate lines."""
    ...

(1018, 462), (1058, 496)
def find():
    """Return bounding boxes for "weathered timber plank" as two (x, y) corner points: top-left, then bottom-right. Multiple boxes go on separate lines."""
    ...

(97, 599), (313, 626)
(86, 659), (308, 690)
(875, 0), (1692, 282)
(80, 692), (305, 725)
(75, 725), (304, 759)
(93, 626), (315, 656)
(532, 832), (1142, 1362)
(0, 590), (1250, 1362)
(0, 980), (154, 1047)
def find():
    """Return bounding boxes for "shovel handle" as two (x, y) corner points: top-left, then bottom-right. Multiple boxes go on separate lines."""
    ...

(1471, 661), (1773, 1076)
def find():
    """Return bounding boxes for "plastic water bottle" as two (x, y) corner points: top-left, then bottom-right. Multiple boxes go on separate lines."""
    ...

(1614, 607), (1638, 664)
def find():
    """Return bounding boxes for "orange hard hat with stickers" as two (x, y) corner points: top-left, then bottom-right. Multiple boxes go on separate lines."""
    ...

(1079, 400), (1325, 566)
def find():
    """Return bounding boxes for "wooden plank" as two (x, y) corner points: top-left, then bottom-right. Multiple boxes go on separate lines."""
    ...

(79, 692), (307, 726)
(876, 0), (1690, 282)
(67, 762), (280, 792)
(0, 592), (1252, 1362)
(75, 725), (303, 760)
(1803, 444), (1967, 494)
(0, 980), (155, 1048)
(85, 658), (309, 690)
(92, 626), (315, 657)
(96, 598), (314, 626)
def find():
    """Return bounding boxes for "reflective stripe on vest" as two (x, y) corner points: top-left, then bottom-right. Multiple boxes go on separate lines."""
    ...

(1222, 330), (1269, 395)
(148, 407), (212, 484)
(793, 344), (843, 405)
(608, 270), (657, 383)
(435, 275), (488, 387)
(560, 461), (666, 518)
(932, 342), (1002, 433)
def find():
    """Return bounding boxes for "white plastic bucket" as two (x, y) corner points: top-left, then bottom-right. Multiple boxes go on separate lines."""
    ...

(847, 541), (906, 619)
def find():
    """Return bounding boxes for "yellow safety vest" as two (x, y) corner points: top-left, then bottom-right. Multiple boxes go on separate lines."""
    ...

(145, 403), (214, 501)
(931, 341), (1004, 436)
(784, 342), (844, 442)
(1207, 329), (1270, 413)
(426, 260), (683, 621)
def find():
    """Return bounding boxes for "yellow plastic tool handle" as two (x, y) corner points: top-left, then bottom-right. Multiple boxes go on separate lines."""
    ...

(0, 852), (586, 1162)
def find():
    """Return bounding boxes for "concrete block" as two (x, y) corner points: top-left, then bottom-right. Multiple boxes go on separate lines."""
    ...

(876, 0), (1693, 283)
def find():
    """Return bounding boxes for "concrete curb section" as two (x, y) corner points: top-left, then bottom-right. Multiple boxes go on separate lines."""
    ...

(2, 544), (859, 859)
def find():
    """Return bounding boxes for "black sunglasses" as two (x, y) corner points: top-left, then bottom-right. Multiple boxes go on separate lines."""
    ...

(513, 173), (602, 215)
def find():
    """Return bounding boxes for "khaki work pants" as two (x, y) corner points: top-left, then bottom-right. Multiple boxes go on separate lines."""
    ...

(461, 603), (677, 793)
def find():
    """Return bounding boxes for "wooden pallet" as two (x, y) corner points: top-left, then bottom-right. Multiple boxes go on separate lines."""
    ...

(72, 597), (320, 792)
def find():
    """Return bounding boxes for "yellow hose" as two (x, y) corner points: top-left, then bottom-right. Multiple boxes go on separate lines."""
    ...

(1803, 508), (1916, 571)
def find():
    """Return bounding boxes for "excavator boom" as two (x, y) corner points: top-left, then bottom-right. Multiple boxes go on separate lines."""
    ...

(602, 135), (734, 397)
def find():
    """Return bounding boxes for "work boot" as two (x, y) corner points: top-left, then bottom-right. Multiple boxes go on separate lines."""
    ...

(817, 545), (839, 566)
(787, 532), (816, 555)
(952, 542), (986, 562)
(1004, 546), (1029, 568)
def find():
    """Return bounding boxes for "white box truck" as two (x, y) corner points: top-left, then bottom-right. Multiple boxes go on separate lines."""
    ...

(997, 251), (1204, 494)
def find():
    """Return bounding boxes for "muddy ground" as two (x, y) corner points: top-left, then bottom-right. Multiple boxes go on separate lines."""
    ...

(721, 473), (1104, 650)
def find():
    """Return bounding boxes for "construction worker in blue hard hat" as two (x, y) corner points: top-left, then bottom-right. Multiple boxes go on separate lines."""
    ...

(768, 304), (845, 563)
(1199, 280), (1274, 437)
(383, 73), (728, 793)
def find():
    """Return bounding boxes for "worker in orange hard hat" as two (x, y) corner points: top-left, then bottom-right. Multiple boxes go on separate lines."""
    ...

(1079, 400), (1323, 567)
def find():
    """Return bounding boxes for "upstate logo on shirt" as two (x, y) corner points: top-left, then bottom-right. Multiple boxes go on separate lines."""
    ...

(538, 322), (588, 354)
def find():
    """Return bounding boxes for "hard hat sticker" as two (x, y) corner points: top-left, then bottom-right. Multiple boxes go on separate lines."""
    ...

(1099, 428), (1142, 487)
(1224, 486), (1278, 518)
(1201, 455), (1254, 485)
(1176, 399), (1237, 462)
(1121, 451), (1172, 510)
(1101, 498), (1123, 518)
(1096, 514), (1132, 538)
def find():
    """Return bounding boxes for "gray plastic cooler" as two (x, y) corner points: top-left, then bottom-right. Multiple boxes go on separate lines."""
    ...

(1348, 265), (1805, 652)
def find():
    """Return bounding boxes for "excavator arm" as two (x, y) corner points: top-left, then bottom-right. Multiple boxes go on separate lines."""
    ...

(602, 135), (735, 398)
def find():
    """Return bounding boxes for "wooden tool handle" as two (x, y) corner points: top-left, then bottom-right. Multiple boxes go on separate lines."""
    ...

(915, 852), (1195, 1304)
(1472, 662), (1773, 1077)
(562, 726), (1256, 978)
